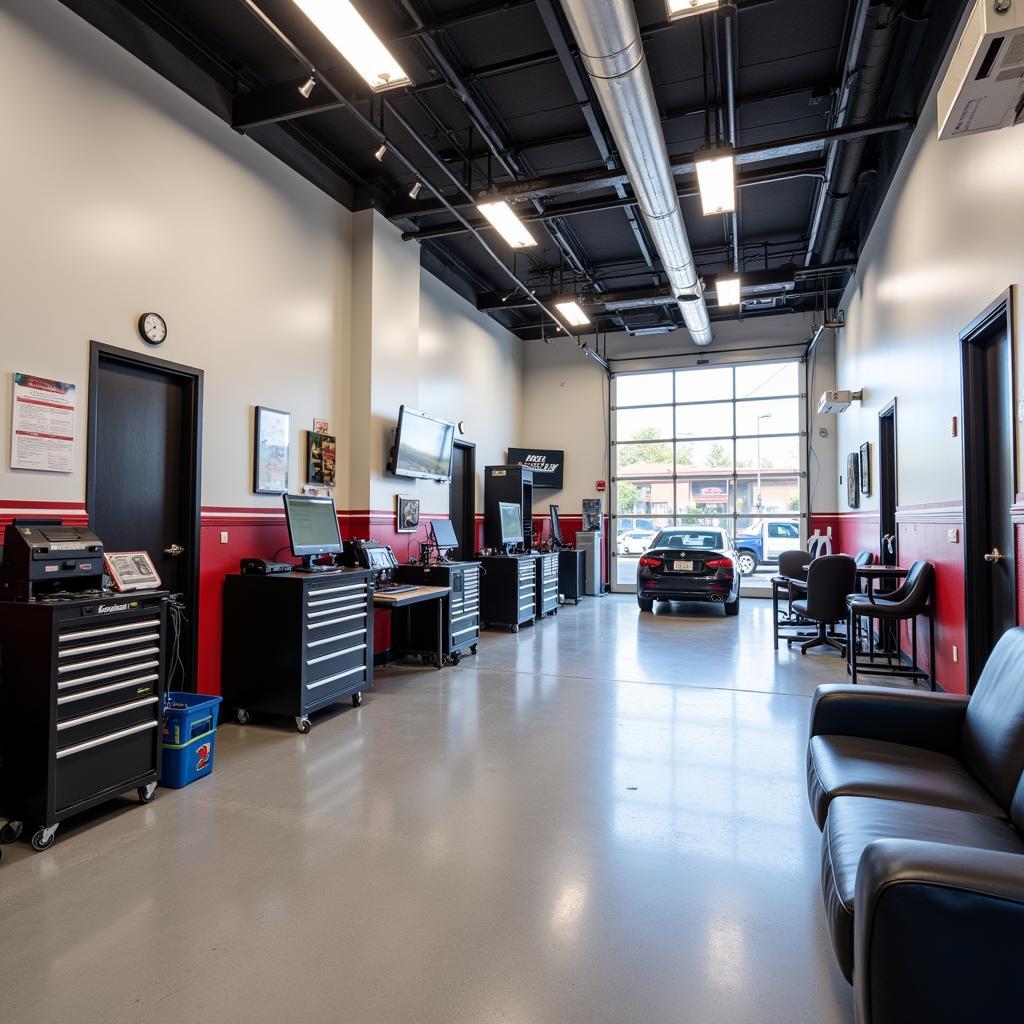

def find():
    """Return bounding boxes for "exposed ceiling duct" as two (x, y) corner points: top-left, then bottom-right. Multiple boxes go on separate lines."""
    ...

(557, 0), (713, 345)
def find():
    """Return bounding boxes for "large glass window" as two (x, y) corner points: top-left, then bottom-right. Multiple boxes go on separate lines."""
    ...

(612, 362), (804, 590)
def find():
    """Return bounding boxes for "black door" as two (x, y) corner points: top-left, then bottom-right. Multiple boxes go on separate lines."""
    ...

(449, 440), (476, 561)
(87, 343), (203, 691)
(961, 294), (1016, 690)
(878, 402), (898, 565)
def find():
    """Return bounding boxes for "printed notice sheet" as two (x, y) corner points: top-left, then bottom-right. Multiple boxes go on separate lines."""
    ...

(10, 373), (77, 473)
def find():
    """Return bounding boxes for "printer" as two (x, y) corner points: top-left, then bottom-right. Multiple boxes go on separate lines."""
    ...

(0, 520), (104, 600)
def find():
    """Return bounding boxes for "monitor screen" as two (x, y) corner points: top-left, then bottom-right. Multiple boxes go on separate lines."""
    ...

(283, 494), (342, 555)
(430, 519), (459, 550)
(549, 504), (564, 545)
(392, 406), (455, 482)
(499, 502), (524, 545)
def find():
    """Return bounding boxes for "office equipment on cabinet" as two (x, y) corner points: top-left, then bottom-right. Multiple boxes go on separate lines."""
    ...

(393, 561), (480, 664)
(0, 588), (169, 852)
(222, 568), (374, 733)
(558, 550), (586, 605)
(351, 540), (417, 595)
(549, 505), (571, 550)
(484, 465), (534, 551)
(477, 554), (537, 631)
(426, 518), (460, 563)
(534, 552), (559, 618)
(0, 520), (104, 600)
(283, 493), (344, 571)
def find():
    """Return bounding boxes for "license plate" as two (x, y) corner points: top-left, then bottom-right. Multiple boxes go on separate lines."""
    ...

(673, 560), (694, 572)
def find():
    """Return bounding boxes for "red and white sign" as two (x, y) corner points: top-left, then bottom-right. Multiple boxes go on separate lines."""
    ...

(595, 480), (607, 492)
(10, 373), (77, 473)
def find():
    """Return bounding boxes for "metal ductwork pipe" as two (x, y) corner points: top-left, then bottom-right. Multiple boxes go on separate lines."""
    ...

(557, 0), (713, 345)
(812, 1), (902, 265)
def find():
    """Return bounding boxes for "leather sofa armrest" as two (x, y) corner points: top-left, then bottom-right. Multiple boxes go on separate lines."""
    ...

(854, 839), (1024, 1024)
(809, 684), (969, 756)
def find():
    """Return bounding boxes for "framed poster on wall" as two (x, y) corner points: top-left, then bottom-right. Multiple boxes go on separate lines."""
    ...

(846, 452), (860, 509)
(859, 442), (871, 496)
(10, 372), (77, 473)
(253, 405), (290, 494)
(306, 431), (336, 487)
(396, 494), (420, 533)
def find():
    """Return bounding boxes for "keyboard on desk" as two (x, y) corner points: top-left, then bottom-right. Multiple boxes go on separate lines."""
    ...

(375, 582), (419, 595)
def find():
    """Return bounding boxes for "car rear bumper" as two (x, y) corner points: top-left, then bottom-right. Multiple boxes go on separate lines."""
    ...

(638, 578), (736, 602)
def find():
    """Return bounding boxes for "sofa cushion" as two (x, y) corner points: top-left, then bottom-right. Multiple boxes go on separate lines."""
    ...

(820, 796), (1024, 982)
(807, 734), (1004, 829)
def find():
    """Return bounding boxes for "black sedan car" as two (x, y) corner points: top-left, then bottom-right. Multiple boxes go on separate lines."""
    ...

(636, 527), (741, 615)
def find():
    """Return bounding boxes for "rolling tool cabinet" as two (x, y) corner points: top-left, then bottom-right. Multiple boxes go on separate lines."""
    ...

(222, 569), (374, 733)
(394, 562), (481, 664)
(558, 550), (585, 605)
(477, 555), (536, 631)
(534, 552), (559, 617)
(484, 465), (535, 550)
(0, 590), (169, 852)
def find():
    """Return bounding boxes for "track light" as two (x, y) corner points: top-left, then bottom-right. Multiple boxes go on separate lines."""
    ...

(666, 0), (720, 19)
(716, 277), (742, 307)
(374, 142), (388, 162)
(695, 145), (737, 216)
(409, 180), (423, 200)
(298, 74), (317, 99)
(476, 200), (537, 249)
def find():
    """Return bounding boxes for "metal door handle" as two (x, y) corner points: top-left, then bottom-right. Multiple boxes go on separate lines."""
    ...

(984, 547), (1005, 564)
(163, 544), (185, 557)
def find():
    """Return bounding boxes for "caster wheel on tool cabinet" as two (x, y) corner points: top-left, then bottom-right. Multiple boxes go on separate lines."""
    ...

(236, 709), (250, 726)
(296, 718), (312, 734)
(352, 692), (362, 707)
(31, 828), (56, 852)
(470, 644), (478, 656)
(1, 820), (23, 844)
(511, 625), (519, 633)
(138, 784), (156, 804)
(451, 652), (461, 665)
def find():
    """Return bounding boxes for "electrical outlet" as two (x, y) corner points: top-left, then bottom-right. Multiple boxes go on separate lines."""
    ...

(220, 531), (229, 544)
(951, 416), (958, 438)
(947, 528), (959, 543)
(953, 645), (959, 664)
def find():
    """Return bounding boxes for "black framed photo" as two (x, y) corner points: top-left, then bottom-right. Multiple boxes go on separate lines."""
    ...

(846, 452), (860, 509)
(396, 494), (420, 533)
(253, 405), (290, 495)
(859, 442), (871, 496)
(306, 431), (336, 487)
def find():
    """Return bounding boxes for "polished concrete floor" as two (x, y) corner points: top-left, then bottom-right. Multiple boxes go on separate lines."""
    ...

(1, 596), (858, 1023)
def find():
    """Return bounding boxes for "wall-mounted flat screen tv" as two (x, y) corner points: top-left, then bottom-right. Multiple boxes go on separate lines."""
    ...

(390, 406), (456, 482)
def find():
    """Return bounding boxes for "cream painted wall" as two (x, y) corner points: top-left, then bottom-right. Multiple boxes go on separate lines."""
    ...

(834, 25), (1024, 511)
(0, 0), (352, 509)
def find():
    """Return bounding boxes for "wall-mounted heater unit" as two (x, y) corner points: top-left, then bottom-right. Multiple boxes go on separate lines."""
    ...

(938, 0), (1024, 140)
(818, 389), (864, 414)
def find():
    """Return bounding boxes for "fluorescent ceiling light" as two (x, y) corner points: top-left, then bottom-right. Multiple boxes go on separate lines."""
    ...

(695, 147), (736, 216)
(476, 200), (537, 249)
(555, 301), (591, 327)
(666, 0), (720, 19)
(716, 277), (742, 307)
(289, 0), (411, 92)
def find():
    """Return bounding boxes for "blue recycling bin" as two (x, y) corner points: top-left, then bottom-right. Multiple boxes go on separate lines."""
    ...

(161, 693), (222, 789)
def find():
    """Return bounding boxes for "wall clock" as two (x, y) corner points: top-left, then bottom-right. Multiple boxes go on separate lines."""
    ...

(138, 312), (167, 345)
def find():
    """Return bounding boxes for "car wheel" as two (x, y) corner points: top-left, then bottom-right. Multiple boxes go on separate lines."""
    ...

(638, 597), (654, 612)
(724, 595), (741, 616)
(736, 550), (758, 576)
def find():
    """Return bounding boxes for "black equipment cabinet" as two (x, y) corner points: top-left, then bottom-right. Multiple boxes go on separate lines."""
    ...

(534, 553), (559, 617)
(222, 569), (373, 733)
(558, 550), (586, 605)
(477, 555), (536, 631)
(394, 562), (481, 664)
(0, 590), (169, 852)
(484, 465), (534, 550)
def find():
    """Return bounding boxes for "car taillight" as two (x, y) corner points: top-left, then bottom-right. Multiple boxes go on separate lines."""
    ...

(704, 557), (732, 570)
(639, 556), (662, 568)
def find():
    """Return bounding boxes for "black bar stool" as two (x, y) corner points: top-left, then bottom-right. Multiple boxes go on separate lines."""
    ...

(846, 560), (936, 688)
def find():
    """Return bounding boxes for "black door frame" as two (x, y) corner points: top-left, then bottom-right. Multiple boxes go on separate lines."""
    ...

(86, 341), (204, 691)
(451, 438), (477, 560)
(960, 289), (1017, 691)
(878, 399), (898, 566)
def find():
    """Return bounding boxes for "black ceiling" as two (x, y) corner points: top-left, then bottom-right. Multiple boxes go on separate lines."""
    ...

(62, 0), (968, 341)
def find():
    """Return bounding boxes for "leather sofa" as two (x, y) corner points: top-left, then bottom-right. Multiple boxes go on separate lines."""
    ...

(806, 627), (1024, 1023)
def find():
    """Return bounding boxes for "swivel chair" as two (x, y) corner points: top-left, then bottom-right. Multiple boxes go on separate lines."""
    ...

(790, 554), (857, 654)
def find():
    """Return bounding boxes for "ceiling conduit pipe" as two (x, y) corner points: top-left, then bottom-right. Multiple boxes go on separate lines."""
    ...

(557, 0), (713, 345)
(809, 0), (903, 265)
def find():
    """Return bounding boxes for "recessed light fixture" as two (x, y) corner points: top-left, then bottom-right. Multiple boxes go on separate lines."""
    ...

(716, 277), (742, 307)
(374, 142), (388, 162)
(408, 180), (423, 200)
(695, 146), (737, 216)
(289, 0), (411, 92)
(554, 301), (591, 327)
(298, 74), (317, 99)
(666, 0), (720, 19)
(476, 200), (537, 249)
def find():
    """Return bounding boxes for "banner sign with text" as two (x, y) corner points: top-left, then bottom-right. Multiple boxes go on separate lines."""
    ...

(508, 448), (564, 490)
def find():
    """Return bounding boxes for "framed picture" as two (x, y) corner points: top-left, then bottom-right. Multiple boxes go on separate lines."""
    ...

(306, 431), (336, 487)
(253, 406), (290, 495)
(396, 494), (420, 533)
(859, 442), (871, 496)
(846, 452), (860, 509)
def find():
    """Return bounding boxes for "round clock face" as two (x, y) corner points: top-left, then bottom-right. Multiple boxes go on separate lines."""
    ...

(139, 312), (167, 345)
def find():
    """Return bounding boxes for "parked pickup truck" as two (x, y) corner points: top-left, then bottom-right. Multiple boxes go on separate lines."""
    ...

(734, 519), (801, 576)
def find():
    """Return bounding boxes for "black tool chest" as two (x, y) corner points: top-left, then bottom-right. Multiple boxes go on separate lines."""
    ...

(558, 550), (585, 605)
(222, 569), (374, 733)
(0, 591), (169, 852)
(477, 555), (536, 631)
(394, 562), (481, 663)
(534, 553), (559, 617)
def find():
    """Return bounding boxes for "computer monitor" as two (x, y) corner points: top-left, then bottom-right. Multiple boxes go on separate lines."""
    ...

(430, 518), (459, 551)
(549, 504), (564, 547)
(498, 501), (524, 553)
(283, 494), (342, 571)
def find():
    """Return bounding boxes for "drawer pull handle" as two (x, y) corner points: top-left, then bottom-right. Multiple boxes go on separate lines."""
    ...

(58, 646), (161, 674)
(58, 659), (161, 690)
(452, 626), (478, 638)
(58, 695), (160, 731)
(58, 673), (160, 706)
(307, 643), (366, 666)
(306, 664), (365, 690)
(56, 720), (158, 759)
(307, 628), (366, 649)
(308, 583), (367, 599)
(59, 618), (161, 643)
(306, 612), (366, 629)
(307, 605), (366, 620)
(58, 633), (161, 658)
